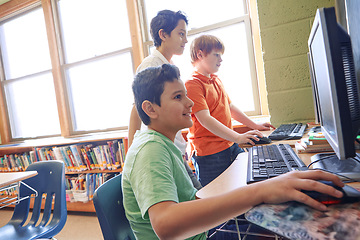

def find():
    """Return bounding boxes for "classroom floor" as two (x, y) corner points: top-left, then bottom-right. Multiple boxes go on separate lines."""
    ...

(0, 208), (104, 240)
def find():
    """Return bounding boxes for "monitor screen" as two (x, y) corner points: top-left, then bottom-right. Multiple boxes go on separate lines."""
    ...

(307, 7), (360, 180)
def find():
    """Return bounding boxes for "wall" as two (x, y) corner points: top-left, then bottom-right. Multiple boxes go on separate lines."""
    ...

(256, 0), (335, 127)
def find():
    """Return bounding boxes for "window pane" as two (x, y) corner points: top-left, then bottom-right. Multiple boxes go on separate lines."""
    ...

(144, 0), (245, 31)
(66, 53), (134, 131)
(0, 7), (51, 79)
(4, 73), (61, 138)
(57, 0), (131, 63)
(172, 23), (256, 112)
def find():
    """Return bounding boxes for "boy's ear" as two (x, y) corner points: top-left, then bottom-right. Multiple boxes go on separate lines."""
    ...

(197, 50), (203, 59)
(158, 29), (168, 41)
(142, 100), (158, 119)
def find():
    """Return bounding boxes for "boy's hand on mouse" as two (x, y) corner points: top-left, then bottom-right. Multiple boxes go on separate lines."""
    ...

(237, 130), (262, 145)
(256, 170), (344, 211)
(255, 123), (275, 131)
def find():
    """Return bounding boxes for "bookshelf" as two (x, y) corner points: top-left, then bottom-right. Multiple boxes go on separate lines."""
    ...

(0, 131), (128, 212)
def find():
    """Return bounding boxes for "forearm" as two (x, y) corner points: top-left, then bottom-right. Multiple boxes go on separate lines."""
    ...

(128, 105), (142, 146)
(196, 112), (240, 143)
(151, 184), (263, 240)
(230, 104), (259, 130)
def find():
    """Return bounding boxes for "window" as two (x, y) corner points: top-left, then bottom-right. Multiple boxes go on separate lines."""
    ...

(0, 4), (61, 139)
(140, 0), (260, 114)
(0, 0), (135, 141)
(56, 0), (134, 132)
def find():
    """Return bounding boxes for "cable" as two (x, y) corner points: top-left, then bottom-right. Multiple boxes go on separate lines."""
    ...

(306, 154), (336, 169)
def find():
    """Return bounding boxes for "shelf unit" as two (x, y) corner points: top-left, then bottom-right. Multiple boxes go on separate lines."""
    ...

(0, 131), (128, 212)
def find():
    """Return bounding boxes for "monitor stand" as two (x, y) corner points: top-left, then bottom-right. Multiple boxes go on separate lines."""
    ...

(310, 152), (360, 182)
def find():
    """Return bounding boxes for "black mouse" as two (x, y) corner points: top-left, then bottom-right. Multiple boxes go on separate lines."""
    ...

(250, 136), (272, 145)
(302, 180), (360, 205)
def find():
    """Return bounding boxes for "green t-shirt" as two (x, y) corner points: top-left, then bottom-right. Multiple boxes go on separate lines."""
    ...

(122, 130), (207, 239)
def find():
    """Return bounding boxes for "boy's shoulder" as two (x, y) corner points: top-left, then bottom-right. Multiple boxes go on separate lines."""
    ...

(132, 130), (169, 148)
(185, 72), (204, 84)
(185, 73), (213, 88)
(130, 130), (180, 155)
(136, 50), (169, 73)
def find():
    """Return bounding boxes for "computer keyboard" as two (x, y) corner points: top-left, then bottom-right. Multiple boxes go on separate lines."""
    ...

(268, 123), (307, 140)
(247, 144), (307, 184)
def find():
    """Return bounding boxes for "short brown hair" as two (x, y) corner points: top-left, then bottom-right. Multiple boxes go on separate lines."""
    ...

(190, 35), (225, 64)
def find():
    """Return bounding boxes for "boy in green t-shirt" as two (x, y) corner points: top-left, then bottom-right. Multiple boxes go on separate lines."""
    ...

(122, 64), (344, 240)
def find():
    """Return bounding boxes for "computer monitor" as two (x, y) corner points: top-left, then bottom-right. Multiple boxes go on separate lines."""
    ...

(307, 52), (321, 125)
(307, 7), (360, 181)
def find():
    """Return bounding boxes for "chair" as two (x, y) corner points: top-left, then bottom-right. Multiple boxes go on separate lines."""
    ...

(93, 174), (135, 240)
(0, 160), (67, 240)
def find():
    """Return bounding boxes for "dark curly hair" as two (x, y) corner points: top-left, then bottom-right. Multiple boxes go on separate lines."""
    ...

(150, 10), (188, 47)
(132, 64), (181, 125)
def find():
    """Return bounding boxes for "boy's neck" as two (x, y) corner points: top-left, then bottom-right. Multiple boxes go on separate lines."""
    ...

(148, 125), (176, 142)
(194, 67), (211, 78)
(157, 47), (173, 63)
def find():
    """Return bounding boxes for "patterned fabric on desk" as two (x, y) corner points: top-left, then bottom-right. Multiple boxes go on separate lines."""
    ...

(245, 201), (360, 240)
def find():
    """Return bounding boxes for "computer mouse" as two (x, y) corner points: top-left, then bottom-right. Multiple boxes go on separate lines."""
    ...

(251, 136), (272, 145)
(302, 180), (360, 205)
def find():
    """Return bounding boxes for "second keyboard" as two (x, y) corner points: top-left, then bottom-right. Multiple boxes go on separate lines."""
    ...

(268, 123), (307, 140)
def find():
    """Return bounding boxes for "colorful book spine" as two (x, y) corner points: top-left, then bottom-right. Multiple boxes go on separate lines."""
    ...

(70, 145), (87, 171)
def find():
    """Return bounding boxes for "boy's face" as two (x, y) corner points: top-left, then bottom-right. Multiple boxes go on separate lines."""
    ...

(198, 49), (223, 76)
(151, 79), (193, 138)
(163, 19), (188, 56)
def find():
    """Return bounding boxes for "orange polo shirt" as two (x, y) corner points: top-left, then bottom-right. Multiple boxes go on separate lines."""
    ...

(185, 72), (233, 156)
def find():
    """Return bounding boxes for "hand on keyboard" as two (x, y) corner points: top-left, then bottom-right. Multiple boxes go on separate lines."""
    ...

(255, 122), (276, 131)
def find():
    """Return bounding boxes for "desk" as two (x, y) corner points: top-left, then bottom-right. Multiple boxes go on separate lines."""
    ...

(0, 171), (38, 209)
(0, 171), (38, 188)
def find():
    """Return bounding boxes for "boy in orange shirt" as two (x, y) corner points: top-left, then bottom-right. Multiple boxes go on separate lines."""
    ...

(185, 35), (275, 186)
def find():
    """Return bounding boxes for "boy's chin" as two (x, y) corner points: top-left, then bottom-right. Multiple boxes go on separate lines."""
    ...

(180, 121), (193, 130)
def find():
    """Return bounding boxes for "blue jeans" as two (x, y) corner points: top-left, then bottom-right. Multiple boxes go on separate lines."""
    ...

(192, 143), (244, 187)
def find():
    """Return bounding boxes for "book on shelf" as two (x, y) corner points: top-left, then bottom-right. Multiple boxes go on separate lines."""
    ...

(65, 172), (119, 202)
(70, 145), (88, 171)
(108, 140), (121, 170)
(118, 139), (126, 167)
(102, 144), (113, 170)
(84, 144), (99, 169)
(53, 146), (72, 172)
(80, 146), (93, 170)
(92, 146), (106, 171)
